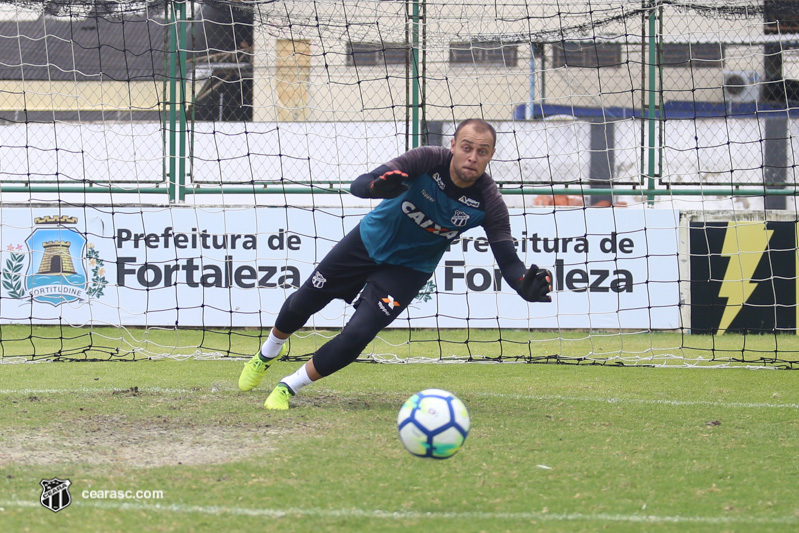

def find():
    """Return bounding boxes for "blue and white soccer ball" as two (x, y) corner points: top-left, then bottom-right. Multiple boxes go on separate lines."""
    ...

(397, 389), (470, 459)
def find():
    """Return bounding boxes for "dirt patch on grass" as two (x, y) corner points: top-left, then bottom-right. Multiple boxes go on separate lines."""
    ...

(0, 414), (283, 469)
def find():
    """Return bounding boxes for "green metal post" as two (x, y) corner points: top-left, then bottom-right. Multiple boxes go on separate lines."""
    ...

(657, 4), (665, 185)
(410, 0), (421, 148)
(166, 1), (188, 203)
(645, 2), (658, 205)
(177, 0), (187, 202)
(1, 184), (794, 197)
(167, 2), (177, 202)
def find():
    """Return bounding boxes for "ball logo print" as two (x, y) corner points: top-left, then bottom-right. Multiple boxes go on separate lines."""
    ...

(397, 389), (470, 459)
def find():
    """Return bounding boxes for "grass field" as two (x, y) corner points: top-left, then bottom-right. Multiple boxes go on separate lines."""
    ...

(1, 330), (798, 532)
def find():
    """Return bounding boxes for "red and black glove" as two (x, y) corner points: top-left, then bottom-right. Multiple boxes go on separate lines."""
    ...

(518, 265), (553, 302)
(369, 170), (409, 199)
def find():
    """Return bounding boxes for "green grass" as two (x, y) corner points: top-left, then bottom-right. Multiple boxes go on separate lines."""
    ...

(2, 325), (799, 368)
(1, 331), (798, 532)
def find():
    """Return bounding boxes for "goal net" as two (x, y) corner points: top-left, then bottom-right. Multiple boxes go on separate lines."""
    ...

(1, 0), (798, 367)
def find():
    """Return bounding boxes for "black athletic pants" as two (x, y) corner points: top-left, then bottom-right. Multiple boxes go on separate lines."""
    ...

(274, 226), (431, 377)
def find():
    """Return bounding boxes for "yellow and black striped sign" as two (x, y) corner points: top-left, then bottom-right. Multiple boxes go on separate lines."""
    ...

(690, 221), (797, 334)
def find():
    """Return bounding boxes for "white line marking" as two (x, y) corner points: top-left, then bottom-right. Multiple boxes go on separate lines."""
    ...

(1, 500), (796, 525)
(0, 388), (797, 409)
(476, 392), (799, 409)
(0, 387), (207, 395)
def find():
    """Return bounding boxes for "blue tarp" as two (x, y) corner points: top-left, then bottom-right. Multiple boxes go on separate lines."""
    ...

(514, 101), (799, 120)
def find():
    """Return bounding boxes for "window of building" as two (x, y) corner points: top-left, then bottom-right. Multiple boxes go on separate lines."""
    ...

(661, 43), (724, 68)
(449, 42), (518, 67)
(346, 42), (409, 67)
(765, 0), (799, 34)
(551, 41), (621, 68)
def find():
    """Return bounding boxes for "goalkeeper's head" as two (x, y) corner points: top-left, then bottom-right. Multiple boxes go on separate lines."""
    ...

(450, 119), (496, 188)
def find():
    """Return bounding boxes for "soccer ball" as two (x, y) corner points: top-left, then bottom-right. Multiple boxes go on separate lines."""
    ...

(397, 389), (470, 459)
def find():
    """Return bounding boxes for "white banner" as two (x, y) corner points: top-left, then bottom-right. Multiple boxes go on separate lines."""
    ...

(0, 207), (680, 329)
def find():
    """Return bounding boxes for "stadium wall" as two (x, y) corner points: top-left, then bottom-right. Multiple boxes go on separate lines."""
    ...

(1, 119), (796, 195)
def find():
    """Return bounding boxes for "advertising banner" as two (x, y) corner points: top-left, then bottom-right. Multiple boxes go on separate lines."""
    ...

(0, 207), (680, 329)
(690, 220), (797, 334)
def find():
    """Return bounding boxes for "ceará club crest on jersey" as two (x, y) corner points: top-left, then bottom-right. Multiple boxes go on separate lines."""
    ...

(25, 216), (88, 306)
(450, 210), (470, 227)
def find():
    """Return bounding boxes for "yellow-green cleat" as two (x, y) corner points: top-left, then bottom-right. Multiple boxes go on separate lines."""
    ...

(264, 383), (293, 410)
(238, 344), (285, 392)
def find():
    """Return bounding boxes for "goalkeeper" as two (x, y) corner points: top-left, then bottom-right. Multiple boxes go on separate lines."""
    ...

(238, 118), (553, 410)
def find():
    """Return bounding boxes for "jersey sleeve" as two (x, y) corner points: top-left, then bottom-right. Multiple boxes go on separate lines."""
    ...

(384, 146), (451, 179)
(351, 146), (449, 199)
(350, 165), (392, 198)
(481, 178), (527, 292)
(480, 178), (513, 245)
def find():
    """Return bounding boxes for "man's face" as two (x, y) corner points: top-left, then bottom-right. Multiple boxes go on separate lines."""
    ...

(449, 124), (496, 188)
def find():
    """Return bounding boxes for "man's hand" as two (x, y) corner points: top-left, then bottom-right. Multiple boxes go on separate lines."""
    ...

(518, 265), (553, 302)
(369, 170), (409, 199)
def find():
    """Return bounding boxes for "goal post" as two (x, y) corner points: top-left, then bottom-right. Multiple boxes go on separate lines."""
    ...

(1, 1), (798, 367)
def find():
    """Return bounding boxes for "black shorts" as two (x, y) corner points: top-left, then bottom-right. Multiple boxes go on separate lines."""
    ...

(303, 225), (432, 321)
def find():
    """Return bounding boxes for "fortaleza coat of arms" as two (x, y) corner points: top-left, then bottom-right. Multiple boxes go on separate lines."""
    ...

(2, 215), (107, 305)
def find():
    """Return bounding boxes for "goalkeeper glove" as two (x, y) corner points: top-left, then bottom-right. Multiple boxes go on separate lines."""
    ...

(518, 265), (553, 302)
(369, 170), (409, 199)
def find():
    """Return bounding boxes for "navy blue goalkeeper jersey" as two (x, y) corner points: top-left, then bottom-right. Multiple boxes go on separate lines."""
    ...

(358, 146), (513, 273)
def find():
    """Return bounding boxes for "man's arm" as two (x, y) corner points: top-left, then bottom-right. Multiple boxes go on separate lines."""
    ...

(350, 165), (409, 199)
(491, 240), (553, 303)
(351, 146), (450, 199)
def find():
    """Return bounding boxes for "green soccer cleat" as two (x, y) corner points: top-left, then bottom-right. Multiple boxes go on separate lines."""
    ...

(264, 383), (293, 410)
(238, 344), (285, 392)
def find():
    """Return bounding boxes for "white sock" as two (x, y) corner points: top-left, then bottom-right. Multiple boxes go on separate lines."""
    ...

(281, 364), (313, 395)
(260, 331), (287, 359)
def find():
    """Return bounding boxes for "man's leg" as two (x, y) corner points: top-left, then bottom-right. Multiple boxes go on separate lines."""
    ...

(239, 283), (335, 392)
(264, 224), (374, 354)
(264, 297), (389, 409)
(242, 228), (372, 394)
(266, 267), (430, 409)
